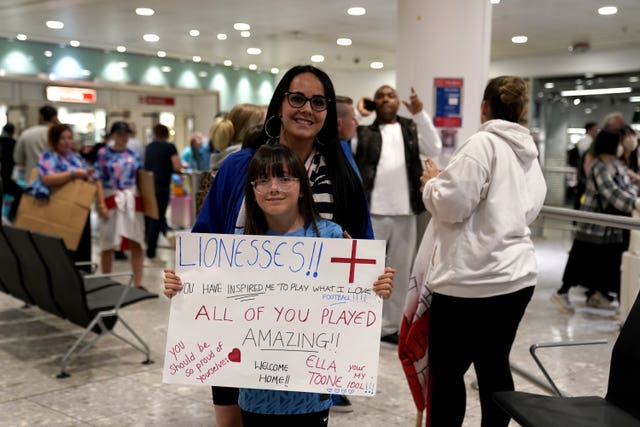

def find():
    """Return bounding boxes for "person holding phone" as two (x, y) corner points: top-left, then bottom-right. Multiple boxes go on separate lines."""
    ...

(353, 86), (441, 345)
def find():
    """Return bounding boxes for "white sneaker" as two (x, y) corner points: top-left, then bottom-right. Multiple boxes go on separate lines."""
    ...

(550, 292), (574, 314)
(586, 291), (614, 309)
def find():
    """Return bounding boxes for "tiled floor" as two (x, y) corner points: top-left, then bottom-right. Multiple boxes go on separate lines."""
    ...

(0, 226), (621, 426)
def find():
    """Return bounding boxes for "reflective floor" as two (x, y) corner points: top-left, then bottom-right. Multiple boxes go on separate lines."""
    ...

(0, 226), (620, 426)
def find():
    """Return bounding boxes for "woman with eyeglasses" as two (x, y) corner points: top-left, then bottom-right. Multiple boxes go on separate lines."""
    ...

(163, 65), (376, 427)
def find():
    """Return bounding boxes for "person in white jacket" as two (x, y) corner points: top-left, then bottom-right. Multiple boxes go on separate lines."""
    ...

(419, 76), (547, 427)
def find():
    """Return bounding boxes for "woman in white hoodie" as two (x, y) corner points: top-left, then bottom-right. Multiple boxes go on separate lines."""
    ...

(420, 76), (546, 427)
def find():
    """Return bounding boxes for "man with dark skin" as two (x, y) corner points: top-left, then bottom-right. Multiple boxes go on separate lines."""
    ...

(353, 85), (441, 344)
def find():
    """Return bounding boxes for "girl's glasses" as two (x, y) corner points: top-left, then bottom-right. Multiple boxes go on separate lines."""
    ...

(251, 176), (300, 194)
(284, 92), (329, 112)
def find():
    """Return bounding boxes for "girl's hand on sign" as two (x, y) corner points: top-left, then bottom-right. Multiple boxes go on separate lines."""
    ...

(163, 268), (183, 298)
(342, 230), (352, 239)
(373, 266), (395, 299)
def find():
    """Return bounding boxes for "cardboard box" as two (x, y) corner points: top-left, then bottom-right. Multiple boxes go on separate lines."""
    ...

(15, 179), (96, 251)
(137, 170), (159, 220)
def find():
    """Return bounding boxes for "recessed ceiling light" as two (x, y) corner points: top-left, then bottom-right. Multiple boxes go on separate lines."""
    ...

(370, 61), (384, 69)
(217, 33), (227, 41)
(561, 87), (632, 97)
(544, 82), (554, 89)
(46, 20), (64, 29)
(573, 98), (581, 106)
(135, 7), (155, 16)
(44, 50), (53, 57)
(629, 76), (640, 83)
(192, 55), (202, 62)
(157, 50), (167, 57)
(118, 61), (128, 68)
(271, 67), (279, 74)
(310, 54), (325, 63)
(198, 71), (208, 77)
(69, 40), (80, 47)
(143, 34), (160, 42)
(511, 35), (528, 44)
(598, 6), (618, 15)
(337, 38), (352, 46)
(247, 48), (262, 55)
(585, 108), (593, 114)
(490, 0), (500, 4)
(223, 60), (232, 66)
(240, 31), (251, 38)
(189, 29), (200, 37)
(16, 34), (27, 41)
(249, 64), (257, 70)
(233, 23), (250, 31)
(347, 7), (366, 16)
(161, 66), (172, 72)
(116, 45), (127, 53)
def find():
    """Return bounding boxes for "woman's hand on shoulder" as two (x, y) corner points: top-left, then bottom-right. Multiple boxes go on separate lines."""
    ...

(163, 268), (183, 298)
(372, 266), (395, 299)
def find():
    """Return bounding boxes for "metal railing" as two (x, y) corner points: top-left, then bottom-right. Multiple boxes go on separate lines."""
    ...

(511, 204), (637, 395)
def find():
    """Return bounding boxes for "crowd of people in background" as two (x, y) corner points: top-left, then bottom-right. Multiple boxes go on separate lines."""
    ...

(555, 113), (640, 314)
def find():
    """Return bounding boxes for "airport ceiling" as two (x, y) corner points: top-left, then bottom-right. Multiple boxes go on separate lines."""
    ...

(0, 0), (639, 74)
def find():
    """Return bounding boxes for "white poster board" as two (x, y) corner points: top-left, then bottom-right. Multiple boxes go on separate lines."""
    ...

(162, 232), (386, 397)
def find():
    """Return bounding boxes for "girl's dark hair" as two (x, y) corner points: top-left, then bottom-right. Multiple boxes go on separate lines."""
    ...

(48, 123), (73, 150)
(620, 124), (636, 138)
(594, 128), (621, 155)
(251, 65), (369, 237)
(244, 144), (320, 236)
(483, 76), (529, 125)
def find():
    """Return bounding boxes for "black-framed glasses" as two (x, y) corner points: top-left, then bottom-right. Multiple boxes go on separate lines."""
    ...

(284, 92), (329, 112)
(251, 176), (300, 194)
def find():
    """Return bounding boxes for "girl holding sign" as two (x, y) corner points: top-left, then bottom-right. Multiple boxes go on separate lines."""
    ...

(170, 65), (378, 427)
(164, 144), (394, 426)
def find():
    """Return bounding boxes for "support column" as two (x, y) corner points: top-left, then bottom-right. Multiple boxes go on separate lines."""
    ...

(397, 0), (492, 151)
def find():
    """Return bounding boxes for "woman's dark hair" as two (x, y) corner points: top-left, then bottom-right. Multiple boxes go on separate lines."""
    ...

(244, 144), (320, 236)
(483, 76), (529, 125)
(594, 128), (621, 155)
(48, 123), (73, 150)
(620, 124), (636, 138)
(251, 65), (368, 237)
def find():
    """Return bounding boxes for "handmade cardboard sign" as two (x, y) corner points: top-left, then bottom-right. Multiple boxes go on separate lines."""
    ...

(163, 232), (386, 397)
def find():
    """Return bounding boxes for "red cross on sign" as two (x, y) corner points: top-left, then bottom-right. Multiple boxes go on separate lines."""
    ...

(330, 240), (377, 283)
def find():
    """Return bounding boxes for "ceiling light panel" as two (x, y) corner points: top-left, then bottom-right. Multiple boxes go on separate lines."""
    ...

(337, 38), (352, 46)
(561, 87), (632, 96)
(46, 21), (64, 29)
(233, 23), (250, 31)
(135, 8), (155, 16)
(347, 7), (366, 16)
(143, 34), (160, 42)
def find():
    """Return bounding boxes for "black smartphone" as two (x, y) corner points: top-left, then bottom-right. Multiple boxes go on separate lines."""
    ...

(364, 99), (375, 111)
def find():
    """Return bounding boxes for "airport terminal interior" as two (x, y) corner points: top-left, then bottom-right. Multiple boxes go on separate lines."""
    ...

(1, 0), (640, 426)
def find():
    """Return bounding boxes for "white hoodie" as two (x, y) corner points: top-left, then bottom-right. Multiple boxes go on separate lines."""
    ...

(422, 119), (547, 298)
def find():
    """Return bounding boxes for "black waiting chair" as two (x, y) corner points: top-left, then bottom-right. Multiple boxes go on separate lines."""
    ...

(493, 292), (640, 427)
(0, 222), (32, 304)
(29, 231), (158, 378)
(4, 227), (64, 317)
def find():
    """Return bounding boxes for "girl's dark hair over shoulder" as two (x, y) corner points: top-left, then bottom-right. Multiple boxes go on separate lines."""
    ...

(244, 144), (320, 236)
(483, 76), (529, 125)
(254, 65), (369, 237)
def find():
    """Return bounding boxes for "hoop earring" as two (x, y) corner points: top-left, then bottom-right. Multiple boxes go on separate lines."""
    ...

(264, 115), (281, 141)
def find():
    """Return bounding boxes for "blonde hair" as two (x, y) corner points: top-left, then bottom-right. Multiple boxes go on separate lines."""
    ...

(210, 103), (265, 152)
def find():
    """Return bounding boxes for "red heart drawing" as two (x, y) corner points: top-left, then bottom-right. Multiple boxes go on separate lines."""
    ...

(228, 348), (241, 363)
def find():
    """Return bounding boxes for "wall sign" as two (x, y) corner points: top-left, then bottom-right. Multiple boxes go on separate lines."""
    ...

(434, 78), (463, 128)
(46, 86), (96, 104)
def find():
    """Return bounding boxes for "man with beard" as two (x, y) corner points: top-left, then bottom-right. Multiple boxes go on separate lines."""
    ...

(353, 85), (441, 344)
